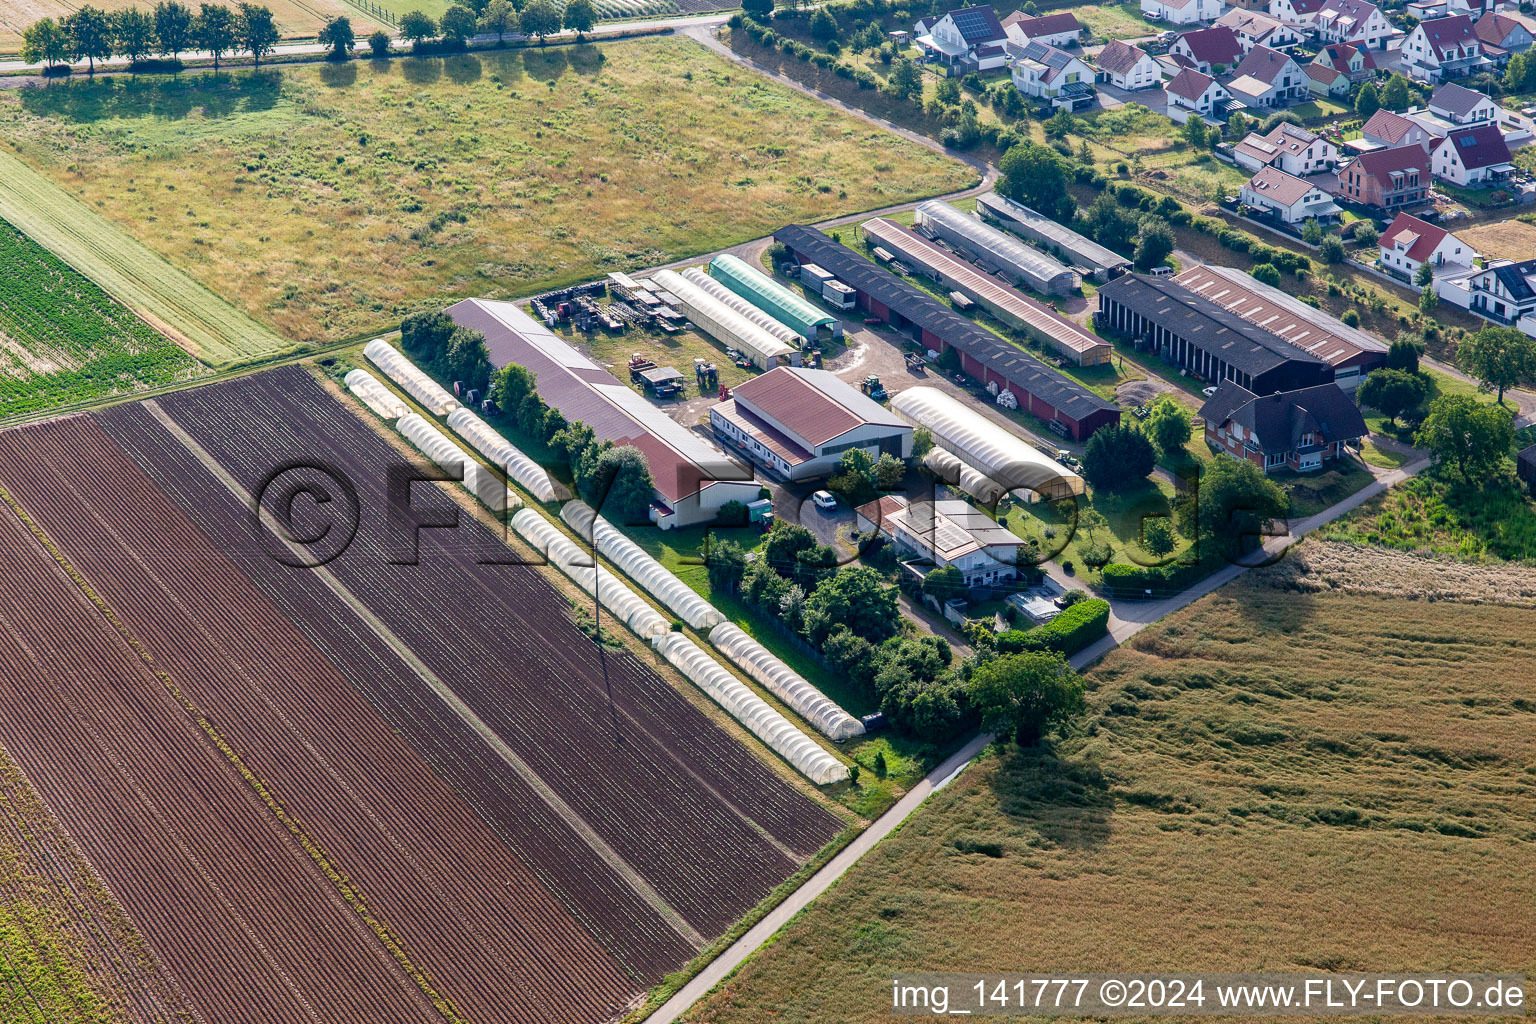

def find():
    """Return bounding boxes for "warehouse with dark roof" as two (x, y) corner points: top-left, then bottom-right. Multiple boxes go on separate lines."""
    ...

(774, 225), (1119, 440)
(1096, 274), (1334, 395)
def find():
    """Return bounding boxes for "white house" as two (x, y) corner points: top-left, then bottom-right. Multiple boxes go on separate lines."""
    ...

(1461, 257), (1536, 325)
(1227, 45), (1306, 107)
(1402, 15), (1492, 81)
(1168, 25), (1245, 71)
(1360, 108), (1438, 150)
(1095, 39), (1162, 89)
(1233, 121), (1340, 175)
(856, 496), (1025, 590)
(1240, 165), (1343, 223)
(1166, 67), (1231, 118)
(1217, 8), (1303, 51)
(1143, 0), (1223, 25)
(1313, 0), (1400, 48)
(1431, 123), (1516, 185)
(1269, 0), (1325, 29)
(1378, 212), (1475, 281)
(1011, 40), (1096, 107)
(1001, 10), (1083, 49)
(1428, 82), (1502, 125)
(915, 6), (1010, 71)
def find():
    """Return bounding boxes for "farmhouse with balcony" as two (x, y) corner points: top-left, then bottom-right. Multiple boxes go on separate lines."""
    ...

(1240, 165), (1342, 223)
(1199, 382), (1368, 474)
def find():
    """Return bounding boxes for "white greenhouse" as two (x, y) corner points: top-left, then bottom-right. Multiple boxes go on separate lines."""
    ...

(923, 447), (1007, 506)
(653, 632), (847, 785)
(344, 369), (408, 420)
(396, 413), (517, 512)
(652, 269), (799, 371)
(915, 201), (1078, 298)
(364, 339), (459, 416)
(509, 509), (669, 639)
(892, 387), (1083, 500)
(708, 623), (864, 742)
(559, 501), (721, 631)
(677, 267), (802, 348)
(446, 407), (564, 503)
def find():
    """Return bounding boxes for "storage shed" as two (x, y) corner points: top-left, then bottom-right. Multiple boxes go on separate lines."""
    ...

(975, 192), (1132, 281)
(913, 200), (1079, 297)
(652, 269), (800, 370)
(891, 386), (1084, 500)
(710, 253), (842, 343)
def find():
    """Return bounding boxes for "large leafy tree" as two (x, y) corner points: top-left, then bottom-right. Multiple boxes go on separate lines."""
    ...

(886, 58), (922, 101)
(21, 17), (70, 68)
(112, 8), (158, 63)
(154, 1), (194, 59)
(520, 0), (563, 40)
(803, 566), (900, 645)
(1082, 423), (1156, 492)
(478, 0), (517, 42)
(967, 650), (1085, 747)
(63, 6), (114, 72)
(237, 3), (279, 63)
(741, 0), (774, 19)
(1176, 455), (1289, 562)
(585, 445), (653, 523)
(762, 521), (818, 576)
(1413, 394), (1514, 482)
(438, 3), (478, 46)
(1457, 325), (1535, 404)
(318, 15), (354, 58)
(1145, 395), (1192, 460)
(565, 0), (596, 34)
(399, 10), (437, 47)
(1357, 368), (1429, 427)
(997, 142), (1072, 221)
(195, 3), (236, 67)
(1133, 214), (1175, 271)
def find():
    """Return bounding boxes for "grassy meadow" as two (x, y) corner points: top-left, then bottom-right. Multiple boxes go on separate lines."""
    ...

(686, 568), (1536, 1024)
(0, 37), (973, 347)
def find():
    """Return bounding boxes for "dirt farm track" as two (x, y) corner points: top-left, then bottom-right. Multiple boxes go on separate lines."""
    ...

(0, 365), (842, 1024)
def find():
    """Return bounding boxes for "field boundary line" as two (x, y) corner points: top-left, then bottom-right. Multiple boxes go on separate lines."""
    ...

(142, 398), (710, 953)
(0, 150), (294, 369)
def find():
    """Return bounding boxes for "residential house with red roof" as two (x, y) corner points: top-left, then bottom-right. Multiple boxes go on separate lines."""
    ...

(1473, 10), (1536, 62)
(1095, 39), (1161, 89)
(1307, 60), (1351, 96)
(1269, 0), (1326, 30)
(1001, 10), (1082, 48)
(1240, 165), (1343, 223)
(1378, 212), (1475, 281)
(1313, 41), (1378, 83)
(1166, 68), (1231, 119)
(1168, 24), (1244, 71)
(1402, 15), (1492, 81)
(1431, 123), (1515, 185)
(1334, 144), (1429, 209)
(1359, 108), (1436, 151)
(1217, 8), (1303, 51)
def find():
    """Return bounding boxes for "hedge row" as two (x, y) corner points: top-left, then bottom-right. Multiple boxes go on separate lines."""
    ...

(995, 598), (1110, 657)
(1099, 562), (1206, 597)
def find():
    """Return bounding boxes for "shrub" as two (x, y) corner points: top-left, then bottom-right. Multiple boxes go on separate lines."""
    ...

(993, 599), (1109, 656)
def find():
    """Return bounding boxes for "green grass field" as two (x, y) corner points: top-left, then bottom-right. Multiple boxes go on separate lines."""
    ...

(0, 38), (973, 348)
(684, 571), (1536, 1024)
(0, 217), (204, 418)
(1073, 1), (1161, 41)
(0, 149), (293, 369)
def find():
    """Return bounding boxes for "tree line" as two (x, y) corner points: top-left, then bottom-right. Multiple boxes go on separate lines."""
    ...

(394, 0), (598, 50)
(21, 2), (281, 71)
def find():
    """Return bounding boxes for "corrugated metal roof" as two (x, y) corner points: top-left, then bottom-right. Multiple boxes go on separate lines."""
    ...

(729, 366), (905, 448)
(774, 225), (1116, 422)
(709, 253), (838, 338)
(862, 217), (1107, 358)
(975, 192), (1130, 274)
(447, 298), (751, 504)
(915, 201), (1076, 288)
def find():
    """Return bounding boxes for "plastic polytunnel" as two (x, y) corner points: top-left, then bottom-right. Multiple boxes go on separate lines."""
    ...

(446, 407), (564, 503)
(708, 622), (864, 742)
(364, 339), (459, 417)
(559, 500), (721, 631)
(396, 413), (518, 513)
(924, 447), (1006, 507)
(678, 267), (803, 348)
(509, 508), (668, 639)
(892, 386), (1083, 500)
(653, 633), (848, 785)
(344, 369), (409, 420)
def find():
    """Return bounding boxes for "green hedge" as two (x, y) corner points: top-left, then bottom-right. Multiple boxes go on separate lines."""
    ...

(995, 599), (1110, 657)
(1099, 562), (1205, 597)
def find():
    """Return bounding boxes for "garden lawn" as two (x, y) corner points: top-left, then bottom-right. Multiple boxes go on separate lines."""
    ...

(1073, 1), (1161, 40)
(683, 579), (1536, 1024)
(0, 37), (973, 346)
(1001, 476), (1193, 586)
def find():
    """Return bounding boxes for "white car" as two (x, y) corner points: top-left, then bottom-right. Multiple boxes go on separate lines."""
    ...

(1202, 385), (1219, 397)
(811, 490), (838, 511)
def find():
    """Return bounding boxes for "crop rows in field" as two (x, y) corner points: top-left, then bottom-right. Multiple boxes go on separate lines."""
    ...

(152, 365), (844, 939)
(0, 414), (641, 1024)
(0, 500), (447, 1024)
(0, 218), (203, 419)
(594, 0), (678, 20)
(0, 150), (293, 369)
